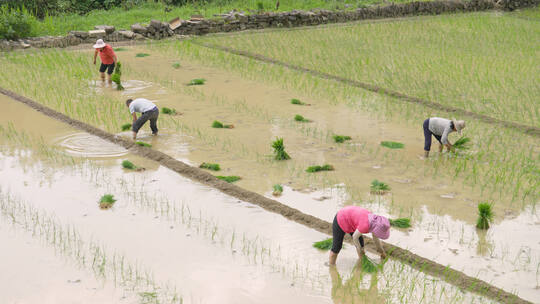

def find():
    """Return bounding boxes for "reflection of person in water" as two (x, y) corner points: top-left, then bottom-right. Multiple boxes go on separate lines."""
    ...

(329, 206), (390, 265)
(330, 258), (385, 304)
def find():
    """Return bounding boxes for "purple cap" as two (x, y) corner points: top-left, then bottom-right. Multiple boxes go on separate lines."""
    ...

(368, 213), (390, 240)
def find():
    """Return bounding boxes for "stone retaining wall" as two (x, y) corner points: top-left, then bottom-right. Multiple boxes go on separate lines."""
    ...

(0, 0), (538, 51)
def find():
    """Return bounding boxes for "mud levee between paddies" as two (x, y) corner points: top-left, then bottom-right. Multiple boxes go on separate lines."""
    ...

(0, 87), (531, 304)
(192, 40), (540, 139)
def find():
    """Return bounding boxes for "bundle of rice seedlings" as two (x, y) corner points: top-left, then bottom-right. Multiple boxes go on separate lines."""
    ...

(114, 47), (128, 51)
(453, 137), (471, 150)
(272, 138), (291, 160)
(389, 218), (411, 228)
(99, 194), (116, 209)
(313, 238), (333, 250)
(111, 62), (124, 90)
(135, 53), (150, 57)
(212, 120), (234, 129)
(172, 62), (181, 69)
(199, 162), (220, 171)
(135, 141), (152, 147)
(121, 160), (136, 170)
(306, 164), (334, 173)
(121, 123), (132, 131)
(294, 114), (310, 122)
(360, 255), (379, 273)
(161, 107), (177, 115)
(272, 184), (283, 196)
(333, 135), (352, 143)
(216, 175), (241, 183)
(188, 78), (205, 85)
(476, 202), (493, 229)
(370, 179), (390, 194)
(380, 141), (404, 149)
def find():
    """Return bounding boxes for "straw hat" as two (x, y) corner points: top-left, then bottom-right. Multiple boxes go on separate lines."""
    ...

(93, 39), (106, 49)
(452, 118), (466, 135)
(368, 213), (390, 240)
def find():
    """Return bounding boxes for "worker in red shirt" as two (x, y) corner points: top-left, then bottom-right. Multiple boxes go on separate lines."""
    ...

(92, 39), (118, 84)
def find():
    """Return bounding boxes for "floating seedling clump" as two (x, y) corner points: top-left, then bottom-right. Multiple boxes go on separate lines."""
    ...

(111, 61), (124, 90)
(381, 141), (404, 149)
(272, 138), (291, 160)
(306, 164), (334, 173)
(216, 175), (241, 183)
(99, 194), (116, 209)
(272, 184), (283, 196)
(199, 162), (221, 171)
(121, 123), (132, 131)
(212, 120), (234, 129)
(161, 107), (178, 115)
(476, 202), (493, 230)
(370, 179), (391, 194)
(121, 160), (145, 171)
(389, 218), (411, 228)
(290, 98), (310, 106)
(294, 114), (310, 122)
(172, 62), (181, 69)
(333, 135), (352, 143)
(453, 136), (471, 150)
(188, 78), (206, 85)
(135, 53), (150, 57)
(313, 238), (333, 250)
(136, 141), (152, 148)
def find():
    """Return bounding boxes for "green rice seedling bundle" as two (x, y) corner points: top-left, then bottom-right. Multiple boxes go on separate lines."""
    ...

(313, 238), (333, 250)
(333, 135), (352, 143)
(370, 179), (390, 194)
(111, 61), (124, 90)
(453, 137), (471, 150)
(121, 123), (132, 131)
(135, 53), (150, 57)
(380, 141), (404, 149)
(188, 78), (206, 85)
(306, 164), (334, 173)
(272, 138), (290, 160)
(212, 120), (234, 129)
(114, 47), (128, 51)
(476, 202), (493, 229)
(121, 160), (136, 170)
(291, 98), (311, 106)
(161, 107), (177, 115)
(294, 114), (310, 122)
(199, 162), (220, 171)
(272, 184), (283, 196)
(136, 141), (152, 147)
(360, 255), (379, 273)
(172, 62), (181, 69)
(216, 175), (241, 183)
(99, 194), (116, 209)
(389, 218), (411, 228)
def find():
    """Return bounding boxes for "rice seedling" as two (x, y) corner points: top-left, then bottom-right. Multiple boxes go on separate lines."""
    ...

(290, 98), (310, 105)
(271, 138), (290, 160)
(114, 47), (128, 51)
(121, 160), (136, 170)
(370, 179), (391, 194)
(135, 141), (152, 148)
(216, 175), (241, 183)
(312, 238), (333, 250)
(99, 194), (116, 209)
(453, 137), (471, 150)
(172, 62), (181, 69)
(199, 162), (220, 171)
(161, 107), (177, 115)
(476, 202), (493, 230)
(360, 255), (379, 273)
(380, 141), (404, 149)
(211, 120), (234, 129)
(294, 114), (310, 122)
(272, 184), (283, 196)
(121, 123), (132, 131)
(188, 78), (206, 85)
(135, 53), (150, 57)
(306, 164), (334, 173)
(333, 135), (352, 143)
(111, 61), (124, 90)
(389, 218), (411, 228)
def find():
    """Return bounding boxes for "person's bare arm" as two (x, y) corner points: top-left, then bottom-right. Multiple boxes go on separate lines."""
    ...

(93, 50), (98, 64)
(113, 54), (118, 64)
(132, 112), (137, 123)
(372, 235), (386, 259)
(352, 230), (365, 258)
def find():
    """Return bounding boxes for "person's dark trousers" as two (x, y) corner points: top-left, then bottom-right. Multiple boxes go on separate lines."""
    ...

(423, 118), (442, 151)
(132, 107), (159, 134)
(331, 215), (364, 254)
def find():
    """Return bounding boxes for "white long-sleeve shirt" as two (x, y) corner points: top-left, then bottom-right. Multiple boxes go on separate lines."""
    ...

(428, 117), (454, 145)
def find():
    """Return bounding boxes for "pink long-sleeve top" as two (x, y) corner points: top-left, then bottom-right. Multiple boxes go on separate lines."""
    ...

(336, 206), (371, 234)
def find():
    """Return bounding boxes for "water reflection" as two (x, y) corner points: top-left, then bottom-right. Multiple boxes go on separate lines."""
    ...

(330, 257), (385, 304)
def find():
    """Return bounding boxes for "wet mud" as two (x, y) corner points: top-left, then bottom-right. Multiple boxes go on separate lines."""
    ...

(0, 87), (531, 304)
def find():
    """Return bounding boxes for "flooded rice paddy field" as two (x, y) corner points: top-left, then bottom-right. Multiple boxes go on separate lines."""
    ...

(0, 14), (538, 302)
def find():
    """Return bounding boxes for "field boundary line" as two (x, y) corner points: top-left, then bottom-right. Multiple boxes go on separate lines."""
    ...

(192, 40), (540, 138)
(0, 87), (531, 304)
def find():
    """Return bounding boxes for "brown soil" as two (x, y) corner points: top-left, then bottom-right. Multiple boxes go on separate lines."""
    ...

(0, 86), (531, 304)
(192, 40), (540, 139)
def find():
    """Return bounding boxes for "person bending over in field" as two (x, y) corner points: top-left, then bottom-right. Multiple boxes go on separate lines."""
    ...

(422, 117), (465, 158)
(329, 206), (389, 265)
(126, 98), (159, 140)
(92, 39), (117, 84)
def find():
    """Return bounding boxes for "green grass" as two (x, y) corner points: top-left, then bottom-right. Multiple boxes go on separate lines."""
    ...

(306, 164), (334, 173)
(333, 135), (352, 143)
(216, 175), (241, 183)
(136, 141), (152, 147)
(121, 123), (132, 131)
(172, 62), (181, 69)
(161, 107), (177, 115)
(313, 238), (333, 250)
(188, 78), (206, 86)
(199, 162), (220, 171)
(381, 141), (404, 149)
(476, 202), (493, 229)
(389, 218), (411, 228)
(212, 120), (233, 128)
(271, 138), (290, 160)
(135, 53), (150, 57)
(121, 160), (136, 170)
(370, 179), (390, 194)
(294, 114), (310, 122)
(272, 184), (283, 196)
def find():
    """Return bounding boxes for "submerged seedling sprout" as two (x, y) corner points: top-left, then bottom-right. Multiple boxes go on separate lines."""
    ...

(272, 138), (290, 160)
(476, 202), (493, 229)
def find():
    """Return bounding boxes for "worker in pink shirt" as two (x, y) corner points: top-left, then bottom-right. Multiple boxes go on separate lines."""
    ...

(329, 206), (390, 265)
(92, 39), (117, 84)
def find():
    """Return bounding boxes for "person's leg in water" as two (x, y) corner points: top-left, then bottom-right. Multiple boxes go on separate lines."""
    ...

(149, 110), (159, 135)
(329, 215), (346, 265)
(132, 111), (152, 140)
(423, 119), (432, 158)
(434, 134), (444, 153)
(106, 63), (115, 84)
(99, 63), (107, 82)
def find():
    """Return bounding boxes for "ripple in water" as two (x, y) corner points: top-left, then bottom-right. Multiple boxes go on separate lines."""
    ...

(56, 133), (127, 158)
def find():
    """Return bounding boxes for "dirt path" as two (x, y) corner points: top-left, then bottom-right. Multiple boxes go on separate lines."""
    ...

(0, 86), (531, 304)
(192, 40), (540, 138)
